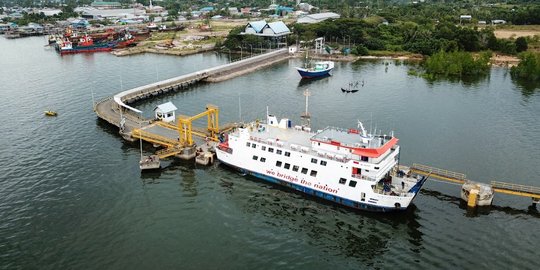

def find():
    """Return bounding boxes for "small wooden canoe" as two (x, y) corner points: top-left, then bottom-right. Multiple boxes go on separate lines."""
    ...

(44, 111), (58, 116)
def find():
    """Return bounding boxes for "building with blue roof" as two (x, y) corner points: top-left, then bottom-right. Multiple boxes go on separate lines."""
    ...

(243, 20), (290, 37)
(200, 7), (214, 13)
(260, 21), (291, 37)
(244, 20), (267, 34)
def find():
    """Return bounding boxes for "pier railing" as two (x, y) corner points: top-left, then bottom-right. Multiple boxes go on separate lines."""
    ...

(411, 163), (466, 183)
(491, 181), (540, 197)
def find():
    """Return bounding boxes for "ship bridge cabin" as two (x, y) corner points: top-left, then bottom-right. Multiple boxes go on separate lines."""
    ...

(310, 127), (400, 181)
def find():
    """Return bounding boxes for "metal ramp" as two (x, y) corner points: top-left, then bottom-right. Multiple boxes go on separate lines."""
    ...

(410, 163), (466, 184)
(132, 128), (178, 147)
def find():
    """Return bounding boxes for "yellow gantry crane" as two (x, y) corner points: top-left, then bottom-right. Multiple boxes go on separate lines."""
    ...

(177, 104), (219, 146)
(131, 104), (220, 159)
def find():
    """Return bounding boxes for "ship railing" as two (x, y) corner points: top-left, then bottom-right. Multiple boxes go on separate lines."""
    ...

(352, 174), (377, 182)
(372, 185), (413, 197)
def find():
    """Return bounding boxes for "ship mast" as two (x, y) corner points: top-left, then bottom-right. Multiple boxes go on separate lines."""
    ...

(301, 89), (311, 128)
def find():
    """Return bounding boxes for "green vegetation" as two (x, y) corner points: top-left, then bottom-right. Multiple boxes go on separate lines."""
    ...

(511, 52), (540, 81)
(424, 50), (492, 77)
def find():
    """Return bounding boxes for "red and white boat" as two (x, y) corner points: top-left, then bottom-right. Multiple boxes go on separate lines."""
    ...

(55, 34), (113, 55)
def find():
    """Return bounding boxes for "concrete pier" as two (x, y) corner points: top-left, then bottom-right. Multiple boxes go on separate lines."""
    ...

(94, 49), (289, 131)
(94, 49), (290, 161)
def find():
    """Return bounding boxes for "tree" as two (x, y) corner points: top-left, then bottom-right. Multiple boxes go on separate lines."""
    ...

(515, 37), (528, 53)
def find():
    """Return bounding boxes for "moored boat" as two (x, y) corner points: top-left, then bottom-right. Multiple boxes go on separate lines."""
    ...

(44, 110), (57, 116)
(55, 34), (113, 55)
(140, 155), (161, 171)
(216, 105), (427, 212)
(296, 61), (334, 78)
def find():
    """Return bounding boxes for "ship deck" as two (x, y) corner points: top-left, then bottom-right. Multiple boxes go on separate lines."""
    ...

(240, 123), (315, 148)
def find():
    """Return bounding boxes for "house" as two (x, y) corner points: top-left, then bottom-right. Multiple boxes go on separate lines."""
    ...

(244, 20), (267, 35)
(70, 19), (90, 29)
(154, 102), (177, 123)
(296, 12), (340, 24)
(200, 7), (214, 13)
(240, 7), (251, 15)
(228, 7), (239, 16)
(260, 21), (291, 37)
(460, 15), (472, 24)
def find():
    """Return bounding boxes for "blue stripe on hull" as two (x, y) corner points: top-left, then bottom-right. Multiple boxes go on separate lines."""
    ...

(297, 69), (332, 79)
(222, 161), (406, 213)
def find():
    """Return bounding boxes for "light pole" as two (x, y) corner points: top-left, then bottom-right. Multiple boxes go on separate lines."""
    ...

(248, 44), (253, 57)
(237, 46), (243, 59)
(224, 48), (231, 62)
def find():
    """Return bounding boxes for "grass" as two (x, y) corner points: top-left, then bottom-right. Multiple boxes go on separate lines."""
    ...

(147, 32), (176, 41)
(369, 50), (417, 57)
(494, 25), (540, 31)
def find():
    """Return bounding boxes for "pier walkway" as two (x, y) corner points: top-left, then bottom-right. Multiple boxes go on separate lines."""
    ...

(94, 49), (290, 158)
(410, 163), (540, 203)
(94, 48), (289, 131)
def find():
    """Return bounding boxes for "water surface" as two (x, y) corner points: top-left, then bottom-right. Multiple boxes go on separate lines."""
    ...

(0, 37), (539, 269)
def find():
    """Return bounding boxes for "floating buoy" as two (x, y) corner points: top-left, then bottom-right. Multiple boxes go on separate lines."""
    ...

(44, 110), (58, 116)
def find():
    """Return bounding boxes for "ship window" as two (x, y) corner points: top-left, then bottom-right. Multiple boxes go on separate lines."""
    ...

(301, 168), (308, 174)
(339, 178), (346, 184)
(246, 142), (251, 147)
(320, 160), (327, 166)
(252, 143), (256, 148)
(252, 155), (258, 160)
(292, 165), (299, 172)
(349, 180), (357, 187)
(260, 157), (266, 162)
(311, 158), (317, 164)
(269, 148), (274, 153)
(361, 192), (365, 201)
(277, 149), (282, 155)
(284, 163), (290, 169)
(285, 152), (291, 157)
(310, 170), (317, 177)
(361, 156), (368, 162)
(262, 146), (266, 151)
(276, 161), (282, 167)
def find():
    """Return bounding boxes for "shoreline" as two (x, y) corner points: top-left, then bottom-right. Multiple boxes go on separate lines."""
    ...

(113, 45), (521, 68)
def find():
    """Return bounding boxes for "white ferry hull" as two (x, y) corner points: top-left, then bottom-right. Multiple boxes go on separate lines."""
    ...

(217, 149), (426, 213)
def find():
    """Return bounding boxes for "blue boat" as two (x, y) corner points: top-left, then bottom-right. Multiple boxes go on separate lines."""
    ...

(296, 59), (334, 78)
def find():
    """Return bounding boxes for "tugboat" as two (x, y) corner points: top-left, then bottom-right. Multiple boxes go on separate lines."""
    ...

(216, 91), (427, 212)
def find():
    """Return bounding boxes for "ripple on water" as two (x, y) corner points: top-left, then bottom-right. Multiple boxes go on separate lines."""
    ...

(0, 37), (539, 269)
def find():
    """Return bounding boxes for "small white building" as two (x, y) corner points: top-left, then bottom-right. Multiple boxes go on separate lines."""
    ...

(296, 12), (340, 24)
(154, 102), (177, 122)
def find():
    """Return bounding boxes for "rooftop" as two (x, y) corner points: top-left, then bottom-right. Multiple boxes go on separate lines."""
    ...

(154, 101), (177, 112)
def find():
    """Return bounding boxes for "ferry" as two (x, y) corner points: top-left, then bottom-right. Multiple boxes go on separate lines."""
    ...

(216, 103), (427, 212)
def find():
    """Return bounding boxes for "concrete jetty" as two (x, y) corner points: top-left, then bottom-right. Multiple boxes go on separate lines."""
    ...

(94, 48), (289, 132)
(94, 48), (290, 160)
